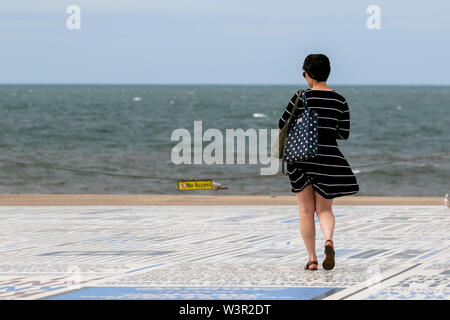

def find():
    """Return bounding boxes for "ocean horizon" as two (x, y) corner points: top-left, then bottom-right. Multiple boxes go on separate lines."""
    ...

(0, 84), (449, 196)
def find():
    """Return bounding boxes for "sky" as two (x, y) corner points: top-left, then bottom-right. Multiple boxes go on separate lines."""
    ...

(1, 0), (449, 85)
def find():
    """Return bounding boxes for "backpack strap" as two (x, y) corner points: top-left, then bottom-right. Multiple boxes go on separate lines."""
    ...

(300, 90), (309, 112)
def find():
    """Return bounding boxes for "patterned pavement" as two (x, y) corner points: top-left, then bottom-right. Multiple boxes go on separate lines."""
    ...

(0, 205), (448, 300)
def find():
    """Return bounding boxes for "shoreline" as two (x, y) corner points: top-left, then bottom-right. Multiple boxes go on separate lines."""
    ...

(0, 194), (443, 206)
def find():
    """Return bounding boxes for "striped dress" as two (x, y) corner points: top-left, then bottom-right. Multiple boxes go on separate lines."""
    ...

(278, 88), (359, 199)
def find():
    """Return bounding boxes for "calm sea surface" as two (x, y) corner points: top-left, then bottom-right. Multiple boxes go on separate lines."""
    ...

(0, 85), (449, 196)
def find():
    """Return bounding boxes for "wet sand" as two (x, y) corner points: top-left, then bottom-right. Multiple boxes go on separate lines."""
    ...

(0, 194), (443, 206)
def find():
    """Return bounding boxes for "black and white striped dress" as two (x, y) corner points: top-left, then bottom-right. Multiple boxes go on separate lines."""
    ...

(278, 88), (359, 199)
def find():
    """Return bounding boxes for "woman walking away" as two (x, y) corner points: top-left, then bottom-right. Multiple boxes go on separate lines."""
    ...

(278, 54), (359, 271)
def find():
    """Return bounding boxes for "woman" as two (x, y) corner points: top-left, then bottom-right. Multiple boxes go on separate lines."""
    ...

(278, 54), (359, 271)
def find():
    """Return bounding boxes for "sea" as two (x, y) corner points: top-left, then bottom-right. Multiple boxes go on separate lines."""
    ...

(0, 85), (449, 196)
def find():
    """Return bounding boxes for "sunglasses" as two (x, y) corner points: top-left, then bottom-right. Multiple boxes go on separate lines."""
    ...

(302, 71), (306, 78)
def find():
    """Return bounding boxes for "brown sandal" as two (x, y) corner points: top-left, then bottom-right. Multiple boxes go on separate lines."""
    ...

(322, 239), (335, 270)
(304, 260), (318, 271)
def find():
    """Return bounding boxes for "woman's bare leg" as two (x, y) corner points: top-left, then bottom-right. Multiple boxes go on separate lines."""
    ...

(296, 184), (317, 268)
(314, 191), (335, 245)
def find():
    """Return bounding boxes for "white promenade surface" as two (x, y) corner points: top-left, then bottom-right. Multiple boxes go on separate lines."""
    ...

(0, 205), (448, 300)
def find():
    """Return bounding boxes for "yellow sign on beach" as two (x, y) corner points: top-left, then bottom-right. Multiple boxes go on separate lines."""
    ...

(178, 180), (213, 191)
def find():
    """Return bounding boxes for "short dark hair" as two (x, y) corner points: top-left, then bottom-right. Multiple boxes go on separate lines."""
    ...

(302, 54), (331, 82)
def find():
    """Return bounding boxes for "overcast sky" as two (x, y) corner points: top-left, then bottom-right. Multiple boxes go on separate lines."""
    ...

(1, 0), (449, 84)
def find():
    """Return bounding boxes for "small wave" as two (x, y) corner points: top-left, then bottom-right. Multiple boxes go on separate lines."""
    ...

(353, 169), (362, 174)
(133, 97), (142, 102)
(253, 113), (268, 118)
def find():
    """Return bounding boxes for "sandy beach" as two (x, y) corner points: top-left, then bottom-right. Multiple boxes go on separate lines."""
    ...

(0, 194), (443, 206)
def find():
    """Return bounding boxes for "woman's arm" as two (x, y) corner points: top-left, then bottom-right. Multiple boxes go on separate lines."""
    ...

(336, 101), (350, 140)
(278, 91), (302, 129)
